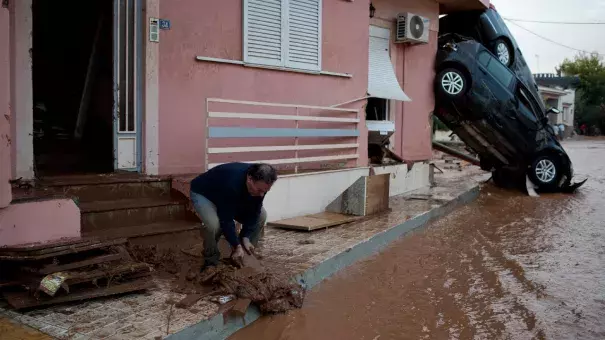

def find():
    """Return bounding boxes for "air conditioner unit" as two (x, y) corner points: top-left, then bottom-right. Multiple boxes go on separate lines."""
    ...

(396, 13), (430, 44)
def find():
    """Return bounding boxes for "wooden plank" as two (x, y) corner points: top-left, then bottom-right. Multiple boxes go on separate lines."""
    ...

(39, 253), (124, 275)
(0, 239), (127, 261)
(207, 98), (358, 112)
(268, 212), (359, 231)
(208, 127), (360, 138)
(175, 289), (217, 309)
(3, 278), (154, 310)
(208, 143), (359, 154)
(0, 238), (96, 254)
(209, 154), (358, 169)
(365, 174), (390, 215)
(66, 263), (151, 285)
(209, 112), (359, 123)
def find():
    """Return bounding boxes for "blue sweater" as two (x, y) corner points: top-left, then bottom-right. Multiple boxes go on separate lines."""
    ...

(190, 163), (264, 247)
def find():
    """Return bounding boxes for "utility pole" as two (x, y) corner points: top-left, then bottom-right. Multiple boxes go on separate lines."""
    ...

(535, 54), (540, 73)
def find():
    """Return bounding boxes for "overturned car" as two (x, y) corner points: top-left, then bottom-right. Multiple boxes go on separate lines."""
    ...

(433, 40), (585, 192)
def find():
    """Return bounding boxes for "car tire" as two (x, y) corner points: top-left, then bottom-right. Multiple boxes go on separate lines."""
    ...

(436, 68), (467, 98)
(528, 155), (561, 191)
(493, 39), (512, 67)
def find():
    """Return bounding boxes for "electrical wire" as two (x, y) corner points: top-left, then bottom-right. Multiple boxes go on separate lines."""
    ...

(504, 18), (605, 25)
(504, 19), (605, 56)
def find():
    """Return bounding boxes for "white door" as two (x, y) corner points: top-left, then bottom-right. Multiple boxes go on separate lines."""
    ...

(113, 0), (142, 171)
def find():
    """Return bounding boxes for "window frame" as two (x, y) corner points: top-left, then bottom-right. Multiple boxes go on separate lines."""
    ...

(243, 0), (322, 72)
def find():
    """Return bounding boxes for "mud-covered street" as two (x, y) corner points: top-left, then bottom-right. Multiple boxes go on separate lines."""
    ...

(231, 139), (605, 340)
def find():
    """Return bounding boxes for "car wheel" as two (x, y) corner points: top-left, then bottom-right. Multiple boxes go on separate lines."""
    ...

(529, 155), (561, 190)
(494, 39), (512, 67)
(437, 68), (467, 98)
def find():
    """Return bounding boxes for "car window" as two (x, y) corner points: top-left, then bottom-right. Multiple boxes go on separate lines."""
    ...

(478, 51), (491, 67)
(486, 56), (514, 87)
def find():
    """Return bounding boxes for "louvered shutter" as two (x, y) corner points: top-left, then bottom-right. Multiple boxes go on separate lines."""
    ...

(243, 0), (285, 67)
(285, 0), (322, 71)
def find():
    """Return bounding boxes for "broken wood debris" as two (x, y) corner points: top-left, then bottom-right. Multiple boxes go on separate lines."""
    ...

(0, 237), (153, 310)
(232, 298), (251, 317)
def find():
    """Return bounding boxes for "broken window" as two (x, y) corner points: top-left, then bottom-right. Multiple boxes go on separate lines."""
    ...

(366, 97), (389, 121)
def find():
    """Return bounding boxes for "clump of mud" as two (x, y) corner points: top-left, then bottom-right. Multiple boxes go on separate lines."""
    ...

(207, 264), (305, 314)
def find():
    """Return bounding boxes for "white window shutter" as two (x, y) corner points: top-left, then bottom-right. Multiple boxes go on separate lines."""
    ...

(285, 0), (322, 71)
(243, 0), (285, 67)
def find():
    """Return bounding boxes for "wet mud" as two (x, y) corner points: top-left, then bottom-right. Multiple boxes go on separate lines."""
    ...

(128, 242), (305, 314)
(231, 139), (605, 340)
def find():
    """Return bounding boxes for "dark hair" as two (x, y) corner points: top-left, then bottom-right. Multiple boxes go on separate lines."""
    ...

(247, 163), (278, 184)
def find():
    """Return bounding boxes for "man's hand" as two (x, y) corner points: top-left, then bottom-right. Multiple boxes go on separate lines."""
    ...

(242, 237), (255, 256)
(231, 245), (245, 267)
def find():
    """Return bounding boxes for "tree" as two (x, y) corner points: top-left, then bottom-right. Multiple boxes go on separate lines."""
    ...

(559, 53), (605, 134)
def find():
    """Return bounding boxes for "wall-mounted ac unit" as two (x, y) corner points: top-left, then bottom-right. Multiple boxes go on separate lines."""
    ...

(396, 13), (430, 44)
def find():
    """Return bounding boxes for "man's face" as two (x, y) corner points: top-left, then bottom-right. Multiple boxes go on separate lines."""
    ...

(246, 177), (273, 197)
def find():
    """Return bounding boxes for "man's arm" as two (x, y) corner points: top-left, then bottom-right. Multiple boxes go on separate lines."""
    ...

(239, 203), (262, 241)
(215, 196), (240, 247)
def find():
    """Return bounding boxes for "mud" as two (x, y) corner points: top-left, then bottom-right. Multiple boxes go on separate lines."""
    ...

(231, 139), (605, 340)
(128, 243), (305, 314)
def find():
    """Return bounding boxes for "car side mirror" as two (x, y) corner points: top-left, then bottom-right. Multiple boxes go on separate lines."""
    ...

(547, 107), (561, 115)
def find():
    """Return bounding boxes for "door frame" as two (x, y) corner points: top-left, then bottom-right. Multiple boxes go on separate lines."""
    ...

(11, 0), (158, 179)
(113, 0), (144, 172)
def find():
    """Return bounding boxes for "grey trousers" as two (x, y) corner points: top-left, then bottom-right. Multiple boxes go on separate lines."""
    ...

(190, 191), (267, 266)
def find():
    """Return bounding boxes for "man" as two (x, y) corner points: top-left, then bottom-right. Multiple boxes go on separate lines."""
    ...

(190, 162), (277, 272)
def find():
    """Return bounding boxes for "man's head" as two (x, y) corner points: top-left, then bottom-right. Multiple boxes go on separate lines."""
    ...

(246, 163), (277, 197)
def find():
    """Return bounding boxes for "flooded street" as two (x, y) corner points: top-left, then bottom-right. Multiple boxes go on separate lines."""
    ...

(231, 139), (605, 340)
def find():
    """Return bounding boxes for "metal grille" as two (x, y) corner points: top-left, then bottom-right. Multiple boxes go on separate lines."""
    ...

(117, 0), (136, 133)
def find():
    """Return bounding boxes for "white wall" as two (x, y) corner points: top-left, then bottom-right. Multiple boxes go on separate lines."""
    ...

(371, 163), (430, 197)
(264, 168), (371, 222)
(561, 90), (575, 127)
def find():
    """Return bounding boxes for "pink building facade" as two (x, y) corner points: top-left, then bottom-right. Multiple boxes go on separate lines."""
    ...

(0, 0), (488, 246)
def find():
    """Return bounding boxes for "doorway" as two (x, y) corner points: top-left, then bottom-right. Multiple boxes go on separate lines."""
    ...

(31, 0), (141, 176)
(32, 0), (114, 175)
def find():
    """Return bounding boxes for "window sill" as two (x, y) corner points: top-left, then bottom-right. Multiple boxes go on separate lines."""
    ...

(195, 56), (352, 79)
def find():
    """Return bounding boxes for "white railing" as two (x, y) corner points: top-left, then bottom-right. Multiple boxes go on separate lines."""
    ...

(205, 98), (361, 172)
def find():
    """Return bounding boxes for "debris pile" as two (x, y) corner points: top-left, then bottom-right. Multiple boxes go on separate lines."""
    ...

(203, 264), (305, 314)
(0, 238), (153, 310)
(128, 244), (306, 315)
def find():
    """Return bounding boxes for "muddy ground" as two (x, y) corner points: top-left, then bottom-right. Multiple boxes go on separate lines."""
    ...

(231, 139), (605, 340)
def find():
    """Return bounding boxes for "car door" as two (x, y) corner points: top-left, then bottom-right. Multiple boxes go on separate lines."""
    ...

(514, 83), (555, 153)
(474, 50), (527, 152)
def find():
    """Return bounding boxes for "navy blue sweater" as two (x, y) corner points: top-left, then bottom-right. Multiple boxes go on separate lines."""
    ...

(190, 163), (264, 247)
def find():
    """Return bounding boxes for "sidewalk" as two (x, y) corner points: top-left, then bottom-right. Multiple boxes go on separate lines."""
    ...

(0, 167), (488, 340)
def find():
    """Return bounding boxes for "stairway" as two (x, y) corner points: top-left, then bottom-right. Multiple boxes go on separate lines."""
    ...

(35, 174), (201, 245)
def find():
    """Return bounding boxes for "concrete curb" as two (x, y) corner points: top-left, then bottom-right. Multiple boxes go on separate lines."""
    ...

(167, 184), (481, 340)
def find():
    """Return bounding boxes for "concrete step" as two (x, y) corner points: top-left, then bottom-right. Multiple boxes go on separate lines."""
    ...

(37, 175), (172, 203)
(82, 220), (200, 240)
(80, 197), (193, 233)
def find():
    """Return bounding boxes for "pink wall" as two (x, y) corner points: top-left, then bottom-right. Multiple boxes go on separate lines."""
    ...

(372, 0), (439, 161)
(0, 5), (11, 208)
(0, 199), (81, 247)
(157, 0), (369, 175)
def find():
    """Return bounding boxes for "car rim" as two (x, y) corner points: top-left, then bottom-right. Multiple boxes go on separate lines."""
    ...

(441, 71), (464, 95)
(497, 43), (510, 65)
(535, 159), (556, 183)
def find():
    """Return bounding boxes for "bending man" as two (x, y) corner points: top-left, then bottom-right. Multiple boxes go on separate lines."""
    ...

(190, 162), (277, 272)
